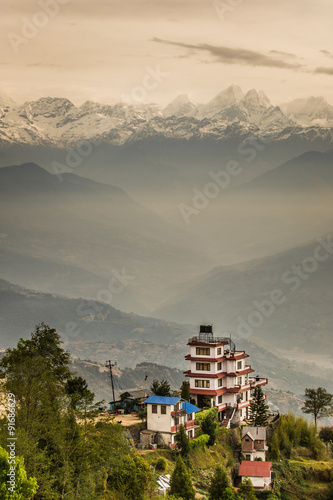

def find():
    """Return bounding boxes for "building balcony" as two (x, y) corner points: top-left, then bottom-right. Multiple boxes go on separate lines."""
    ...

(185, 354), (226, 362)
(171, 421), (199, 433)
(249, 377), (268, 388)
(171, 409), (186, 417)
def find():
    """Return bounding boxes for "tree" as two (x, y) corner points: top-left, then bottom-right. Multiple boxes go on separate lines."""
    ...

(208, 465), (236, 500)
(0, 324), (91, 499)
(65, 375), (95, 410)
(237, 478), (257, 499)
(150, 379), (171, 397)
(319, 426), (333, 443)
(181, 381), (190, 402)
(248, 386), (269, 426)
(108, 453), (153, 500)
(169, 456), (195, 500)
(201, 411), (218, 446)
(0, 445), (38, 499)
(175, 424), (190, 457)
(302, 387), (333, 426)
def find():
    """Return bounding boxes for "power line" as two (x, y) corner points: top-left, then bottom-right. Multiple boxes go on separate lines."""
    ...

(105, 360), (117, 404)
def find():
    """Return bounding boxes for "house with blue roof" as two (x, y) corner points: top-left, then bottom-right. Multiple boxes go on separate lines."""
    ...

(140, 396), (200, 448)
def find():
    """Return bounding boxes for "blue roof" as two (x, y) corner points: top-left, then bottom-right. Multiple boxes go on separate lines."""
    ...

(181, 401), (200, 414)
(144, 396), (180, 405)
(144, 396), (200, 414)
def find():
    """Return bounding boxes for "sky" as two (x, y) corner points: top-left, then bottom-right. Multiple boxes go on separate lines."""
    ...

(1, 0), (333, 106)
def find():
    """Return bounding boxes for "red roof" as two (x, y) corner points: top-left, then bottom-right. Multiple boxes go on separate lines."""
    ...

(239, 461), (272, 477)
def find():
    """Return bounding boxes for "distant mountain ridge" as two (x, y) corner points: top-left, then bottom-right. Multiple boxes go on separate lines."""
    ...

(154, 233), (333, 355)
(0, 162), (213, 311)
(1, 86), (332, 149)
(0, 277), (332, 397)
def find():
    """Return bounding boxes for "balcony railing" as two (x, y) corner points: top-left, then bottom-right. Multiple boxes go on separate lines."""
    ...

(188, 334), (236, 350)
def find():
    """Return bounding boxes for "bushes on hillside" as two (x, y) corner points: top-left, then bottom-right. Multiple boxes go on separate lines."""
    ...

(189, 434), (210, 450)
(268, 413), (326, 460)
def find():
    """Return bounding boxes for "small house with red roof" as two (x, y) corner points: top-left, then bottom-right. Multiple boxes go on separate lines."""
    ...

(239, 460), (272, 490)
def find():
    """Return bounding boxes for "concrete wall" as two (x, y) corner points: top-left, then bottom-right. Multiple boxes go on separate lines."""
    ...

(147, 404), (172, 433)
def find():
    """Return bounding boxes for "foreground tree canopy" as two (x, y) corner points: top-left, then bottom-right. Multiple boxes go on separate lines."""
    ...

(0, 323), (154, 499)
(0, 446), (38, 499)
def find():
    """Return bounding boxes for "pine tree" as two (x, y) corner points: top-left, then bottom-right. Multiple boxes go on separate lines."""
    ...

(208, 465), (234, 500)
(237, 478), (257, 499)
(248, 386), (269, 426)
(150, 379), (171, 396)
(175, 424), (190, 457)
(181, 381), (190, 402)
(169, 455), (195, 500)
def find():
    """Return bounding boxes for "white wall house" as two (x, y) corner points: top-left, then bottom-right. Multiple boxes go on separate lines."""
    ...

(141, 396), (200, 448)
(184, 325), (268, 427)
(239, 461), (272, 490)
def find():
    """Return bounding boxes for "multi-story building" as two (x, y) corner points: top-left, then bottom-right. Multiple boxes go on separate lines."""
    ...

(184, 325), (268, 427)
(140, 396), (200, 448)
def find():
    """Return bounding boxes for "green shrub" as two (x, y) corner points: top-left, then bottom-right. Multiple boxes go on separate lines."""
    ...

(195, 407), (218, 423)
(189, 434), (210, 450)
(155, 457), (168, 472)
(268, 413), (326, 460)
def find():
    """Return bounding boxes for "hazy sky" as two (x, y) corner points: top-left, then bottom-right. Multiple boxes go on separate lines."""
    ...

(1, 0), (333, 105)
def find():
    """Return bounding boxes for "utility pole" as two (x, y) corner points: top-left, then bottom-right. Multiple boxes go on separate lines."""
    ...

(106, 360), (116, 405)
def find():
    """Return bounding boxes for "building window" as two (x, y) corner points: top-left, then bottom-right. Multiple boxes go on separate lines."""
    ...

(195, 379), (210, 388)
(218, 395), (222, 404)
(237, 360), (242, 370)
(218, 378), (223, 387)
(245, 438), (250, 442)
(188, 430), (193, 439)
(217, 347), (222, 355)
(237, 376), (242, 385)
(161, 405), (166, 415)
(217, 362), (222, 371)
(187, 413), (193, 421)
(152, 405), (157, 414)
(246, 391), (248, 401)
(196, 362), (210, 371)
(196, 347), (210, 356)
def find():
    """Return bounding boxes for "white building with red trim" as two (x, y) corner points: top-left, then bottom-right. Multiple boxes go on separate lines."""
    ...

(184, 325), (268, 427)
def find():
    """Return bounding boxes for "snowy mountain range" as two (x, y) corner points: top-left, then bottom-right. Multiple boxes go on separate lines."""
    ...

(1, 86), (332, 148)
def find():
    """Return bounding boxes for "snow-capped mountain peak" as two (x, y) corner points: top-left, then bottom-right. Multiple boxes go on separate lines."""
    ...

(281, 96), (333, 127)
(242, 89), (271, 109)
(0, 88), (332, 148)
(163, 94), (196, 117)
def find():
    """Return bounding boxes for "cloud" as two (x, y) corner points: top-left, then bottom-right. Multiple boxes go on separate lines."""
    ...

(270, 50), (297, 59)
(152, 38), (304, 71)
(314, 66), (333, 75)
(320, 49), (333, 59)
